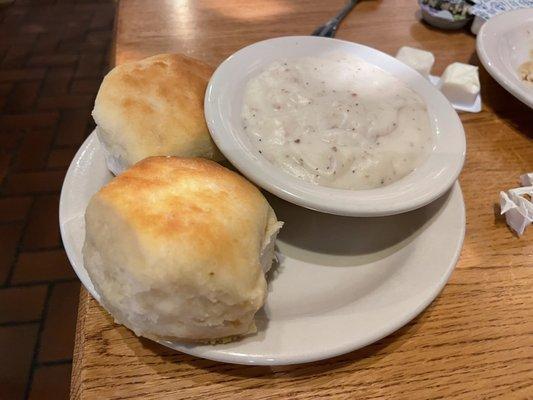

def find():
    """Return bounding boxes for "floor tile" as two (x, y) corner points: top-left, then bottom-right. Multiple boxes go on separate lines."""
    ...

(0, 197), (32, 222)
(0, 150), (11, 183)
(0, 1), (115, 397)
(41, 66), (74, 96)
(14, 128), (55, 171)
(0, 223), (23, 284)
(4, 170), (65, 194)
(0, 112), (59, 131)
(37, 94), (93, 110)
(27, 54), (78, 67)
(46, 147), (76, 169)
(70, 78), (99, 94)
(28, 363), (71, 400)
(0, 68), (45, 83)
(0, 324), (39, 400)
(23, 194), (61, 250)
(12, 250), (76, 284)
(1, 46), (32, 69)
(38, 281), (80, 362)
(5, 80), (40, 112)
(0, 285), (47, 323)
(55, 108), (91, 146)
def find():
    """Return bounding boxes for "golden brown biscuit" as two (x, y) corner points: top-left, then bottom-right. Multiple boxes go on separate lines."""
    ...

(83, 157), (282, 341)
(92, 54), (223, 174)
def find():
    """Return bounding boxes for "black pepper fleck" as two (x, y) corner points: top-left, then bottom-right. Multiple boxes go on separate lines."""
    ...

(294, 139), (300, 143)
(331, 146), (337, 152)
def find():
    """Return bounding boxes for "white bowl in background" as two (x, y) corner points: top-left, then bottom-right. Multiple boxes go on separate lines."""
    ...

(477, 8), (533, 109)
(205, 36), (465, 217)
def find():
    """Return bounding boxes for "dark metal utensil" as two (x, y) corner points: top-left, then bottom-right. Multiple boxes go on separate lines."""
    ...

(311, 0), (358, 38)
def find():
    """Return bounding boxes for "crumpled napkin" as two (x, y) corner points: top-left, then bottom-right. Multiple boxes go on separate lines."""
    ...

(500, 173), (533, 236)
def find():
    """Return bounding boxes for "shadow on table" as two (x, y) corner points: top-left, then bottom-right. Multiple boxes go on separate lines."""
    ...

(469, 52), (533, 139)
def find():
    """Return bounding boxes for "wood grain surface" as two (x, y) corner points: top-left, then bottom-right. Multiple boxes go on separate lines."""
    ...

(71, 1), (533, 399)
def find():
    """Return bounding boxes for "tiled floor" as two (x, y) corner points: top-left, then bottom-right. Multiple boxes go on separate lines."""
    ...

(0, 1), (115, 398)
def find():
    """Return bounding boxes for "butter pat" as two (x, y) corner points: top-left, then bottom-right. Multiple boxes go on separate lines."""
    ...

(395, 46), (435, 77)
(440, 62), (480, 105)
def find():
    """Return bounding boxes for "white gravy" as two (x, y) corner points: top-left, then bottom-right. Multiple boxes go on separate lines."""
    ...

(242, 53), (433, 190)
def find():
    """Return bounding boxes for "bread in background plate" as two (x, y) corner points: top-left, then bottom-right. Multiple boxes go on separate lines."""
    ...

(83, 156), (282, 342)
(92, 54), (223, 175)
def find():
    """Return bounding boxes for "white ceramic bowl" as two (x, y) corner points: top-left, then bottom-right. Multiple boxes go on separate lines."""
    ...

(205, 36), (466, 216)
(477, 8), (533, 109)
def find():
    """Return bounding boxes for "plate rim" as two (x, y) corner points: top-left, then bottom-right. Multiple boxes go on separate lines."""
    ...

(60, 131), (466, 365)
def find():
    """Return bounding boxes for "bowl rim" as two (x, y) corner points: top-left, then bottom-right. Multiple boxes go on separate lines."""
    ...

(204, 35), (466, 216)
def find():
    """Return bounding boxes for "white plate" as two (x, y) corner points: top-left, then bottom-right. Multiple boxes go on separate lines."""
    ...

(477, 8), (533, 108)
(205, 36), (466, 217)
(60, 131), (466, 365)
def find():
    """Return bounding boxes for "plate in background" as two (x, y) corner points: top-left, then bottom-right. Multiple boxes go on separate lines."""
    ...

(477, 8), (533, 108)
(60, 131), (465, 365)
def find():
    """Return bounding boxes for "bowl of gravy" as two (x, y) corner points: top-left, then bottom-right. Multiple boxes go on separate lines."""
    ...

(205, 36), (465, 216)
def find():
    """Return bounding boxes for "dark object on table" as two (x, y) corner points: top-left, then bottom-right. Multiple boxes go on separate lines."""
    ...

(311, 0), (358, 37)
(419, 0), (474, 30)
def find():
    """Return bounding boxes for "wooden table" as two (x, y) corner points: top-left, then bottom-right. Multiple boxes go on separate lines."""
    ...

(71, 1), (533, 399)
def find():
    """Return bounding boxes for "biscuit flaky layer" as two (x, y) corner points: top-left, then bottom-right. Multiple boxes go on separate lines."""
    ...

(92, 54), (223, 171)
(83, 157), (281, 341)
